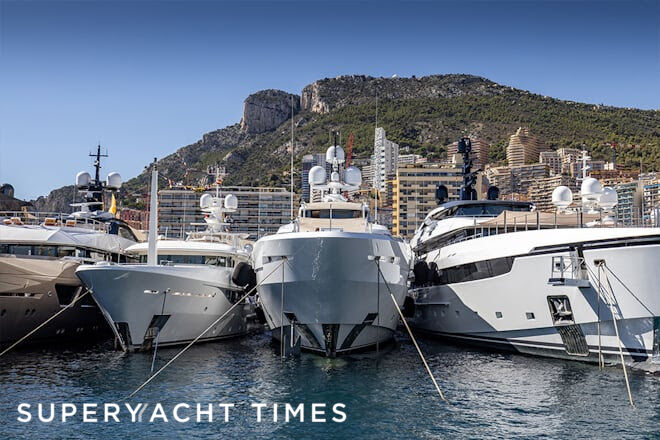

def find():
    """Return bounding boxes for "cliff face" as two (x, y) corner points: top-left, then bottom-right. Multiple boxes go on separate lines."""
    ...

(240, 89), (301, 134)
(30, 185), (76, 213)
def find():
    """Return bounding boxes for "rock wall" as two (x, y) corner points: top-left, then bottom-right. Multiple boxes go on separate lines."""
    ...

(240, 89), (301, 134)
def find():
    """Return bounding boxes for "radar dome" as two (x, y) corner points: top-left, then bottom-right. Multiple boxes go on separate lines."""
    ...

(199, 193), (213, 209)
(76, 171), (92, 188)
(344, 166), (362, 186)
(326, 145), (345, 163)
(599, 186), (618, 209)
(106, 172), (122, 189)
(308, 166), (326, 185)
(552, 186), (573, 209)
(581, 177), (602, 200)
(224, 194), (238, 210)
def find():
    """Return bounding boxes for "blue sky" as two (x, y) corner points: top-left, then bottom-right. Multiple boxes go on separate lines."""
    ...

(1, 0), (658, 200)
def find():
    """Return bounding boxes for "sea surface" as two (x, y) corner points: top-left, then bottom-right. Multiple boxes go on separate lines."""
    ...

(0, 330), (658, 439)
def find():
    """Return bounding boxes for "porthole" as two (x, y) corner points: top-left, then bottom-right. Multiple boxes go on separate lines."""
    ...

(496, 311), (503, 319)
(526, 312), (535, 320)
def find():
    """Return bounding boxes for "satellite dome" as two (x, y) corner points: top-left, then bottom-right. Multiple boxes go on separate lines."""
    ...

(552, 186), (573, 209)
(106, 172), (122, 189)
(581, 177), (602, 200)
(599, 186), (618, 209)
(76, 171), (92, 188)
(308, 166), (326, 185)
(199, 193), (213, 209)
(344, 166), (362, 186)
(224, 194), (238, 210)
(326, 145), (345, 163)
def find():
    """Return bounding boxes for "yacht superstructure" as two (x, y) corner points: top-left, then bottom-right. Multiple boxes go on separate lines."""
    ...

(408, 138), (660, 368)
(251, 139), (411, 356)
(76, 165), (254, 351)
(0, 147), (138, 347)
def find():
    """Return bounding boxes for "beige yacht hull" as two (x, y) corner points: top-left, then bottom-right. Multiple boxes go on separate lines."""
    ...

(0, 255), (109, 347)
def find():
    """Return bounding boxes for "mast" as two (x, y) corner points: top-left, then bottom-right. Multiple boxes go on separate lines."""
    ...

(90, 144), (107, 184)
(147, 158), (159, 266)
(458, 137), (477, 201)
(290, 95), (295, 220)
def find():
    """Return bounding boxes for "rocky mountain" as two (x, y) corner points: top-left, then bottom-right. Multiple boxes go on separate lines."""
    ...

(30, 185), (76, 213)
(33, 74), (660, 210)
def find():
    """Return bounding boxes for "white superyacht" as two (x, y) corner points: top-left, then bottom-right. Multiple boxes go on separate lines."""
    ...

(0, 147), (138, 347)
(76, 165), (254, 351)
(251, 141), (411, 357)
(408, 138), (659, 368)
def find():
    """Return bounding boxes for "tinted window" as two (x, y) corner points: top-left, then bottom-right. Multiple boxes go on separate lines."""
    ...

(435, 256), (514, 284)
(304, 209), (361, 219)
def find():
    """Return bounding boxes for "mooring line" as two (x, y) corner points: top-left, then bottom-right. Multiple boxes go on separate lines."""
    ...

(600, 262), (635, 408)
(124, 259), (286, 400)
(0, 288), (92, 359)
(374, 261), (448, 403)
(602, 264), (654, 316)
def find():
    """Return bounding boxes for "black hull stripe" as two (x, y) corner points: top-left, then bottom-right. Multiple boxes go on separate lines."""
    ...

(413, 329), (652, 355)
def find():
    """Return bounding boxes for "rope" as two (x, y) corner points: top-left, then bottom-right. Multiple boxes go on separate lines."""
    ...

(0, 288), (91, 358)
(280, 257), (285, 360)
(602, 264), (654, 316)
(124, 259), (286, 400)
(596, 265), (604, 369)
(374, 261), (448, 403)
(601, 264), (635, 407)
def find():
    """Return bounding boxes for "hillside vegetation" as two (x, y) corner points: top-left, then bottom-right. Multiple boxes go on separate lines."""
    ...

(28, 74), (659, 211)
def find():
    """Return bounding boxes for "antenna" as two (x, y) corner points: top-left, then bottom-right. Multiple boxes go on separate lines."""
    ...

(374, 95), (379, 224)
(290, 95), (294, 220)
(89, 144), (108, 184)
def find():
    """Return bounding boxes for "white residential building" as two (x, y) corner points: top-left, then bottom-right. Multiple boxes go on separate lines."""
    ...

(371, 127), (399, 192)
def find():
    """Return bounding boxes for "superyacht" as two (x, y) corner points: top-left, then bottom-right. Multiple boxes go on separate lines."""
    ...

(76, 164), (254, 351)
(250, 139), (411, 357)
(408, 138), (659, 368)
(0, 147), (138, 347)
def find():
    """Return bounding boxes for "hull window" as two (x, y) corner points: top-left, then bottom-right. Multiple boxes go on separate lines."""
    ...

(433, 256), (515, 285)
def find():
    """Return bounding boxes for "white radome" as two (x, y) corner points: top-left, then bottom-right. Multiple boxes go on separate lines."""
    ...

(76, 171), (92, 188)
(224, 194), (238, 210)
(552, 186), (573, 209)
(106, 172), (122, 189)
(581, 177), (602, 200)
(599, 186), (618, 209)
(309, 166), (326, 185)
(199, 193), (213, 209)
(344, 166), (362, 186)
(326, 145), (345, 163)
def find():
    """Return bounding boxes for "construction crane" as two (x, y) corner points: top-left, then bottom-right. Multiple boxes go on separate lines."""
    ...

(346, 132), (354, 167)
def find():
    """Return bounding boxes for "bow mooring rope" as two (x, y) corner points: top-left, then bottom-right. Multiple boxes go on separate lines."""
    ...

(124, 259), (286, 400)
(374, 259), (448, 403)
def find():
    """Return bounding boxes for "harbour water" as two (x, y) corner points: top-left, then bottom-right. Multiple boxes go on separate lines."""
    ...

(1, 331), (657, 439)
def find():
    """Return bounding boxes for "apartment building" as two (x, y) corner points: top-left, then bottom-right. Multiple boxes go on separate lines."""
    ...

(392, 163), (484, 238)
(157, 186), (296, 239)
(506, 127), (547, 166)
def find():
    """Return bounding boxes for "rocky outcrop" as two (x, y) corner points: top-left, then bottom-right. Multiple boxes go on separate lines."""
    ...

(301, 74), (503, 114)
(240, 89), (300, 134)
(30, 185), (76, 213)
